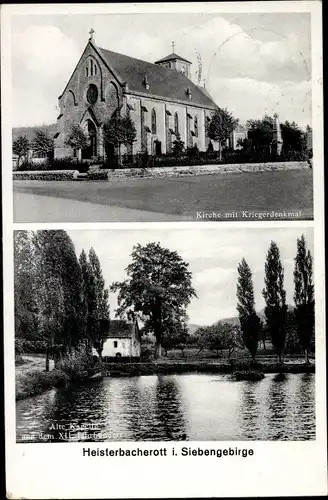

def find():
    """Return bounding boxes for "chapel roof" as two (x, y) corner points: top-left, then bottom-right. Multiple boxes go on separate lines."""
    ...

(106, 319), (138, 339)
(98, 46), (217, 109)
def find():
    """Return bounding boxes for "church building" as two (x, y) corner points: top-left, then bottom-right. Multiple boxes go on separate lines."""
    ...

(93, 318), (141, 360)
(54, 30), (219, 160)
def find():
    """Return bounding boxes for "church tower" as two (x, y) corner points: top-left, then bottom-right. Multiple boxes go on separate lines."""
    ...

(155, 42), (192, 78)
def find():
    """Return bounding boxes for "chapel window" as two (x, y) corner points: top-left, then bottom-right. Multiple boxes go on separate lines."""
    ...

(174, 112), (179, 135)
(85, 66), (89, 77)
(194, 117), (198, 137)
(113, 341), (118, 348)
(151, 108), (157, 135)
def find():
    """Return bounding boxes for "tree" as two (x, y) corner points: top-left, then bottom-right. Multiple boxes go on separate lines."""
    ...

(236, 258), (261, 361)
(193, 326), (211, 356)
(88, 248), (110, 361)
(65, 123), (90, 160)
(13, 135), (30, 168)
(284, 309), (302, 355)
(31, 128), (54, 158)
(280, 121), (306, 153)
(293, 235), (314, 363)
(172, 132), (185, 157)
(103, 113), (137, 166)
(32, 230), (85, 369)
(246, 115), (274, 152)
(14, 231), (38, 341)
(111, 242), (196, 358)
(207, 107), (238, 159)
(262, 241), (288, 363)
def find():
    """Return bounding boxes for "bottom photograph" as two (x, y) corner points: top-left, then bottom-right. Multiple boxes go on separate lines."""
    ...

(14, 226), (315, 443)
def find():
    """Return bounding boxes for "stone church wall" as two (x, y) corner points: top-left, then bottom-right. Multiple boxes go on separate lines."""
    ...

(54, 43), (124, 159)
(54, 42), (219, 159)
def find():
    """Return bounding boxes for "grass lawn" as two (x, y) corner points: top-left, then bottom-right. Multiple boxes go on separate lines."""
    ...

(13, 169), (313, 222)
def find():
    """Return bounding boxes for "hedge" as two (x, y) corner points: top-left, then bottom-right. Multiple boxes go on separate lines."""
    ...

(87, 170), (109, 181)
(13, 170), (79, 181)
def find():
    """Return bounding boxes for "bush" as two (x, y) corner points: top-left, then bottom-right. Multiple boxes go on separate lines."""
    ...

(234, 370), (265, 381)
(140, 345), (153, 361)
(13, 170), (79, 181)
(16, 369), (70, 401)
(16, 160), (47, 172)
(87, 170), (109, 181)
(57, 348), (95, 382)
(46, 158), (90, 173)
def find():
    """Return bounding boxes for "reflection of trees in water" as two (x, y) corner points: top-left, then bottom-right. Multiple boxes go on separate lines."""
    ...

(120, 376), (187, 441)
(293, 373), (315, 440)
(16, 381), (110, 443)
(154, 376), (187, 440)
(266, 374), (289, 440)
(16, 389), (58, 442)
(48, 381), (108, 441)
(238, 381), (263, 439)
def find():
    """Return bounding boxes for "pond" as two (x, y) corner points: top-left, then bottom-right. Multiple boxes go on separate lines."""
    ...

(16, 373), (315, 442)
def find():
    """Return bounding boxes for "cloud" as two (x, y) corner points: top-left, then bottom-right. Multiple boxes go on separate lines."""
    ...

(12, 25), (80, 78)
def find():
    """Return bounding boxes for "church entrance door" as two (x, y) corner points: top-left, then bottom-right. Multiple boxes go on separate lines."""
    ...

(155, 140), (162, 155)
(82, 120), (97, 159)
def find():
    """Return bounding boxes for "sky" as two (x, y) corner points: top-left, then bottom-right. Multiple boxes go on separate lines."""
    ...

(11, 11), (311, 128)
(67, 226), (314, 326)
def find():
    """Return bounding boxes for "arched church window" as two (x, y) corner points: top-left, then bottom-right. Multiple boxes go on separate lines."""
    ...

(194, 116), (198, 137)
(90, 59), (93, 76)
(174, 112), (179, 135)
(113, 341), (118, 348)
(85, 66), (89, 77)
(151, 108), (157, 134)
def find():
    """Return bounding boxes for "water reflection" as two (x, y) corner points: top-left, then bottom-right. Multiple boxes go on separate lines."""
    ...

(16, 373), (315, 442)
(266, 374), (289, 440)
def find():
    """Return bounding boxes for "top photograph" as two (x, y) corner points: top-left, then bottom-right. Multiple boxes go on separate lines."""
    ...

(11, 10), (314, 223)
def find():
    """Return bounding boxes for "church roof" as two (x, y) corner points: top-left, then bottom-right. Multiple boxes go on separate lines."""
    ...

(98, 46), (217, 109)
(106, 319), (137, 339)
(154, 52), (192, 64)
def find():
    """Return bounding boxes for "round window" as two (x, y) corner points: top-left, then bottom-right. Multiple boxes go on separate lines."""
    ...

(86, 84), (98, 104)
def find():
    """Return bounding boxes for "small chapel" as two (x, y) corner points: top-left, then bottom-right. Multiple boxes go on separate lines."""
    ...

(54, 30), (220, 160)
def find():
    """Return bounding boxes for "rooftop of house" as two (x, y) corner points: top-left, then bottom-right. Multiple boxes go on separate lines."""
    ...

(97, 44), (217, 110)
(106, 319), (138, 339)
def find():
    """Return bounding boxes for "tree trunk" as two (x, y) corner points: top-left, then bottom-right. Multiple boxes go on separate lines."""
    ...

(278, 353), (282, 364)
(262, 339), (266, 351)
(77, 148), (82, 162)
(96, 348), (103, 364)
(154, 338), (162, 359)
(117, 144), (122, 167)
(305, 348), (309, 364)
(45, 348), (50, 372)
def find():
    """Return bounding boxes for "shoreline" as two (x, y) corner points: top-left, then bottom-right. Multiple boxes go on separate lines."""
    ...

(16, 360), (315, 401)
(103, 360), (315, 377)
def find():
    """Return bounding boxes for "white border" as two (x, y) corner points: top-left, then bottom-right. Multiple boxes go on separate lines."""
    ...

(2, 2), (326, 499)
